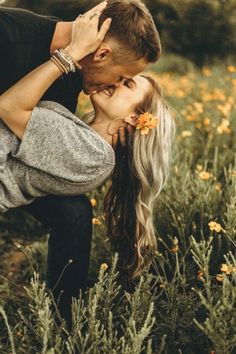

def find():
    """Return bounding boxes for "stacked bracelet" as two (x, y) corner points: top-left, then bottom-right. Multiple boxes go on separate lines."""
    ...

(50, 49), (82, 75)
(60, 48), (82, 71)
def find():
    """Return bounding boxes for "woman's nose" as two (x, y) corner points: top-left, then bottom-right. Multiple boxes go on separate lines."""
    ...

(114, 82), (123, 88)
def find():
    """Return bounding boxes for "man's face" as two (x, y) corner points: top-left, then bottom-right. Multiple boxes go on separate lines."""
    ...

(81, 54), (148, 95)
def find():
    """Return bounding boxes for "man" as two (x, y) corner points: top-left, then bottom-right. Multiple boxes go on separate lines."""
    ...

(0, 0), (161, 328)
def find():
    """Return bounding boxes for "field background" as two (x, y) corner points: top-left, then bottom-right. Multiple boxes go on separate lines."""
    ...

(0, 1), (236, 353)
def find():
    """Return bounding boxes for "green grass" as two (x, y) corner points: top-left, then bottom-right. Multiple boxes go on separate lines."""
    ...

(0, 57), (236, 353)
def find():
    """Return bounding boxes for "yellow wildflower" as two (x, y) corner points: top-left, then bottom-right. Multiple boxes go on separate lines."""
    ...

(172, 236), (179, 245)
(92, 218), (102, 225)
(170, 245), (179, 253)
(193, 102), (204, 114)
(170, 236), (179, 253)
(195, 123), (202, 129)
(217, 119), (231, 134)
(203, 117), (211, 126)
(196, 164), (203, 172)
(208, 221), (223, 233)
(215, 183), (221, 192)
(227, 65), (235, 73)
(202, 88), (226, 102)
(100, 263), (108, 270)
(181, 130), (192, 138)
(159, 281), (167, 288)
(217, 103), (232, 117)
(90, 198), (97, 207)
(216, 274), (224, 282)
(202, 67), (212, 77)
(186, 113), (198, 122)
(198, 171), (212, 180)
(197, 270), (204, 281)
(220, 263), (236, 274)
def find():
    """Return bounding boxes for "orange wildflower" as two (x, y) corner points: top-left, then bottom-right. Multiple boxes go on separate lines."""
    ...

(197, 270), (204, 281)
(203, 117), (211, 126)
(159, 281), (167, 288)
(170, 245), (179, 253)
(227, 65), (235, 73)
(195, 123), (202, 129)
(136, 112), (159, 135)
(198, 171), (212, 180)
(90, 198), (97, 207)
(217, 103), (232, 117)
(193, 102), (204, 114)
(208, 221), (224, 233)
(92, 218), (102, 225)
(100, 263), (108, 270)
(217, 119), (231, 134)
(216, 274), (224, 282)
(181, 130), (192, 138)
(196, 164), (203, 172)
(215, 183), (221, 192)
(170, 236), (179, 253)
(202, 67), (212, 77)
(220, 263), (236, 274)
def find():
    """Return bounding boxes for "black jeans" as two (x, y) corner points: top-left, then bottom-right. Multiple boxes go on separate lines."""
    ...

(22, 194), (93, 328)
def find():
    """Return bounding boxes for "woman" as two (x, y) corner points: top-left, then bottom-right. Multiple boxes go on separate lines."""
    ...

(0, 13), (175, 280)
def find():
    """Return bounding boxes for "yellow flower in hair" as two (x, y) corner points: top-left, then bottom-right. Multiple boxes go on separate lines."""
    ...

(136, 112), (159, 135)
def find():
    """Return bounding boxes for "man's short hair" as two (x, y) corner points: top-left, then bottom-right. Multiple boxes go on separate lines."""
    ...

(99, 0), (162, 63)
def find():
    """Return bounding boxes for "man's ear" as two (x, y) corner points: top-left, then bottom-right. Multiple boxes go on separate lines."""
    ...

(93, 43), (112, 63)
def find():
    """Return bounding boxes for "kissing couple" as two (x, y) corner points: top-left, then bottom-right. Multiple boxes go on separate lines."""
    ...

(0, 0), (175, 327)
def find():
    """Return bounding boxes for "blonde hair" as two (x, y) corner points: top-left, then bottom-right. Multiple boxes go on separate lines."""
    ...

(83, 75), (175, 280)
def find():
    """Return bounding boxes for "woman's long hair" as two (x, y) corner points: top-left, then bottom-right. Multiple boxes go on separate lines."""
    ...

(83, 75), (176, 280)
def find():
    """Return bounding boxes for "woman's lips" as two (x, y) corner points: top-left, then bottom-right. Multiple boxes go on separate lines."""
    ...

(90, 86), (115, 97)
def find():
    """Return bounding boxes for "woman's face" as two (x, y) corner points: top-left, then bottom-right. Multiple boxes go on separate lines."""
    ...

(90, 76), (151, 122)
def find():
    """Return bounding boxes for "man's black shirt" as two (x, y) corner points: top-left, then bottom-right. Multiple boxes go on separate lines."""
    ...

(0, 6), (83, 113)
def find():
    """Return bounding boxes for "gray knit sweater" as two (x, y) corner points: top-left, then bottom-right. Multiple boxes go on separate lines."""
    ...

(0, 100), (115, 212)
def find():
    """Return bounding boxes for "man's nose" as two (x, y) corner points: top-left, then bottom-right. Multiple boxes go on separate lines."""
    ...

(114, 82), (123, 88)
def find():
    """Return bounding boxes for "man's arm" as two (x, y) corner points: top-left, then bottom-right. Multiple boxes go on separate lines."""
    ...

(0, 1), (110, 139)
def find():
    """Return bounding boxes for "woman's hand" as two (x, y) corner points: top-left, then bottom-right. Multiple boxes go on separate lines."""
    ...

(65, 1), (112, 62)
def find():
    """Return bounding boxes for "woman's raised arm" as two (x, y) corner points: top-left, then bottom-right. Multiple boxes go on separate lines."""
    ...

(0, 1), (110, 139)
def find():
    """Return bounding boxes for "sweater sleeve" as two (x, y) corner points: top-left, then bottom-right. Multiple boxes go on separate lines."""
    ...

(11, 104), (115, 187)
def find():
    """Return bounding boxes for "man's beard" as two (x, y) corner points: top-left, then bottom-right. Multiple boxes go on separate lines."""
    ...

(81, 64), (111, 94)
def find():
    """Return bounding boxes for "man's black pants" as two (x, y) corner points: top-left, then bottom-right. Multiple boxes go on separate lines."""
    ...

(22, 194), (93, 327)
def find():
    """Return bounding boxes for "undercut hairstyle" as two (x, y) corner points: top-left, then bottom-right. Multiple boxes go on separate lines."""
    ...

(98, 0), (162, 63)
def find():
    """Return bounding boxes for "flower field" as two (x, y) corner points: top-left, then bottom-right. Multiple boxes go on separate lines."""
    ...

(0, 59), (235, 353)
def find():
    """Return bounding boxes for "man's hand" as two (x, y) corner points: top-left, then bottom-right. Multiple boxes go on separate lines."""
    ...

(65, 1), (111, 62)
(112, 125), (135, 149)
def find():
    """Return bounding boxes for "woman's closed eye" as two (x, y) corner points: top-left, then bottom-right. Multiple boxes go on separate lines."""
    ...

(123, 79), (135, 89)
